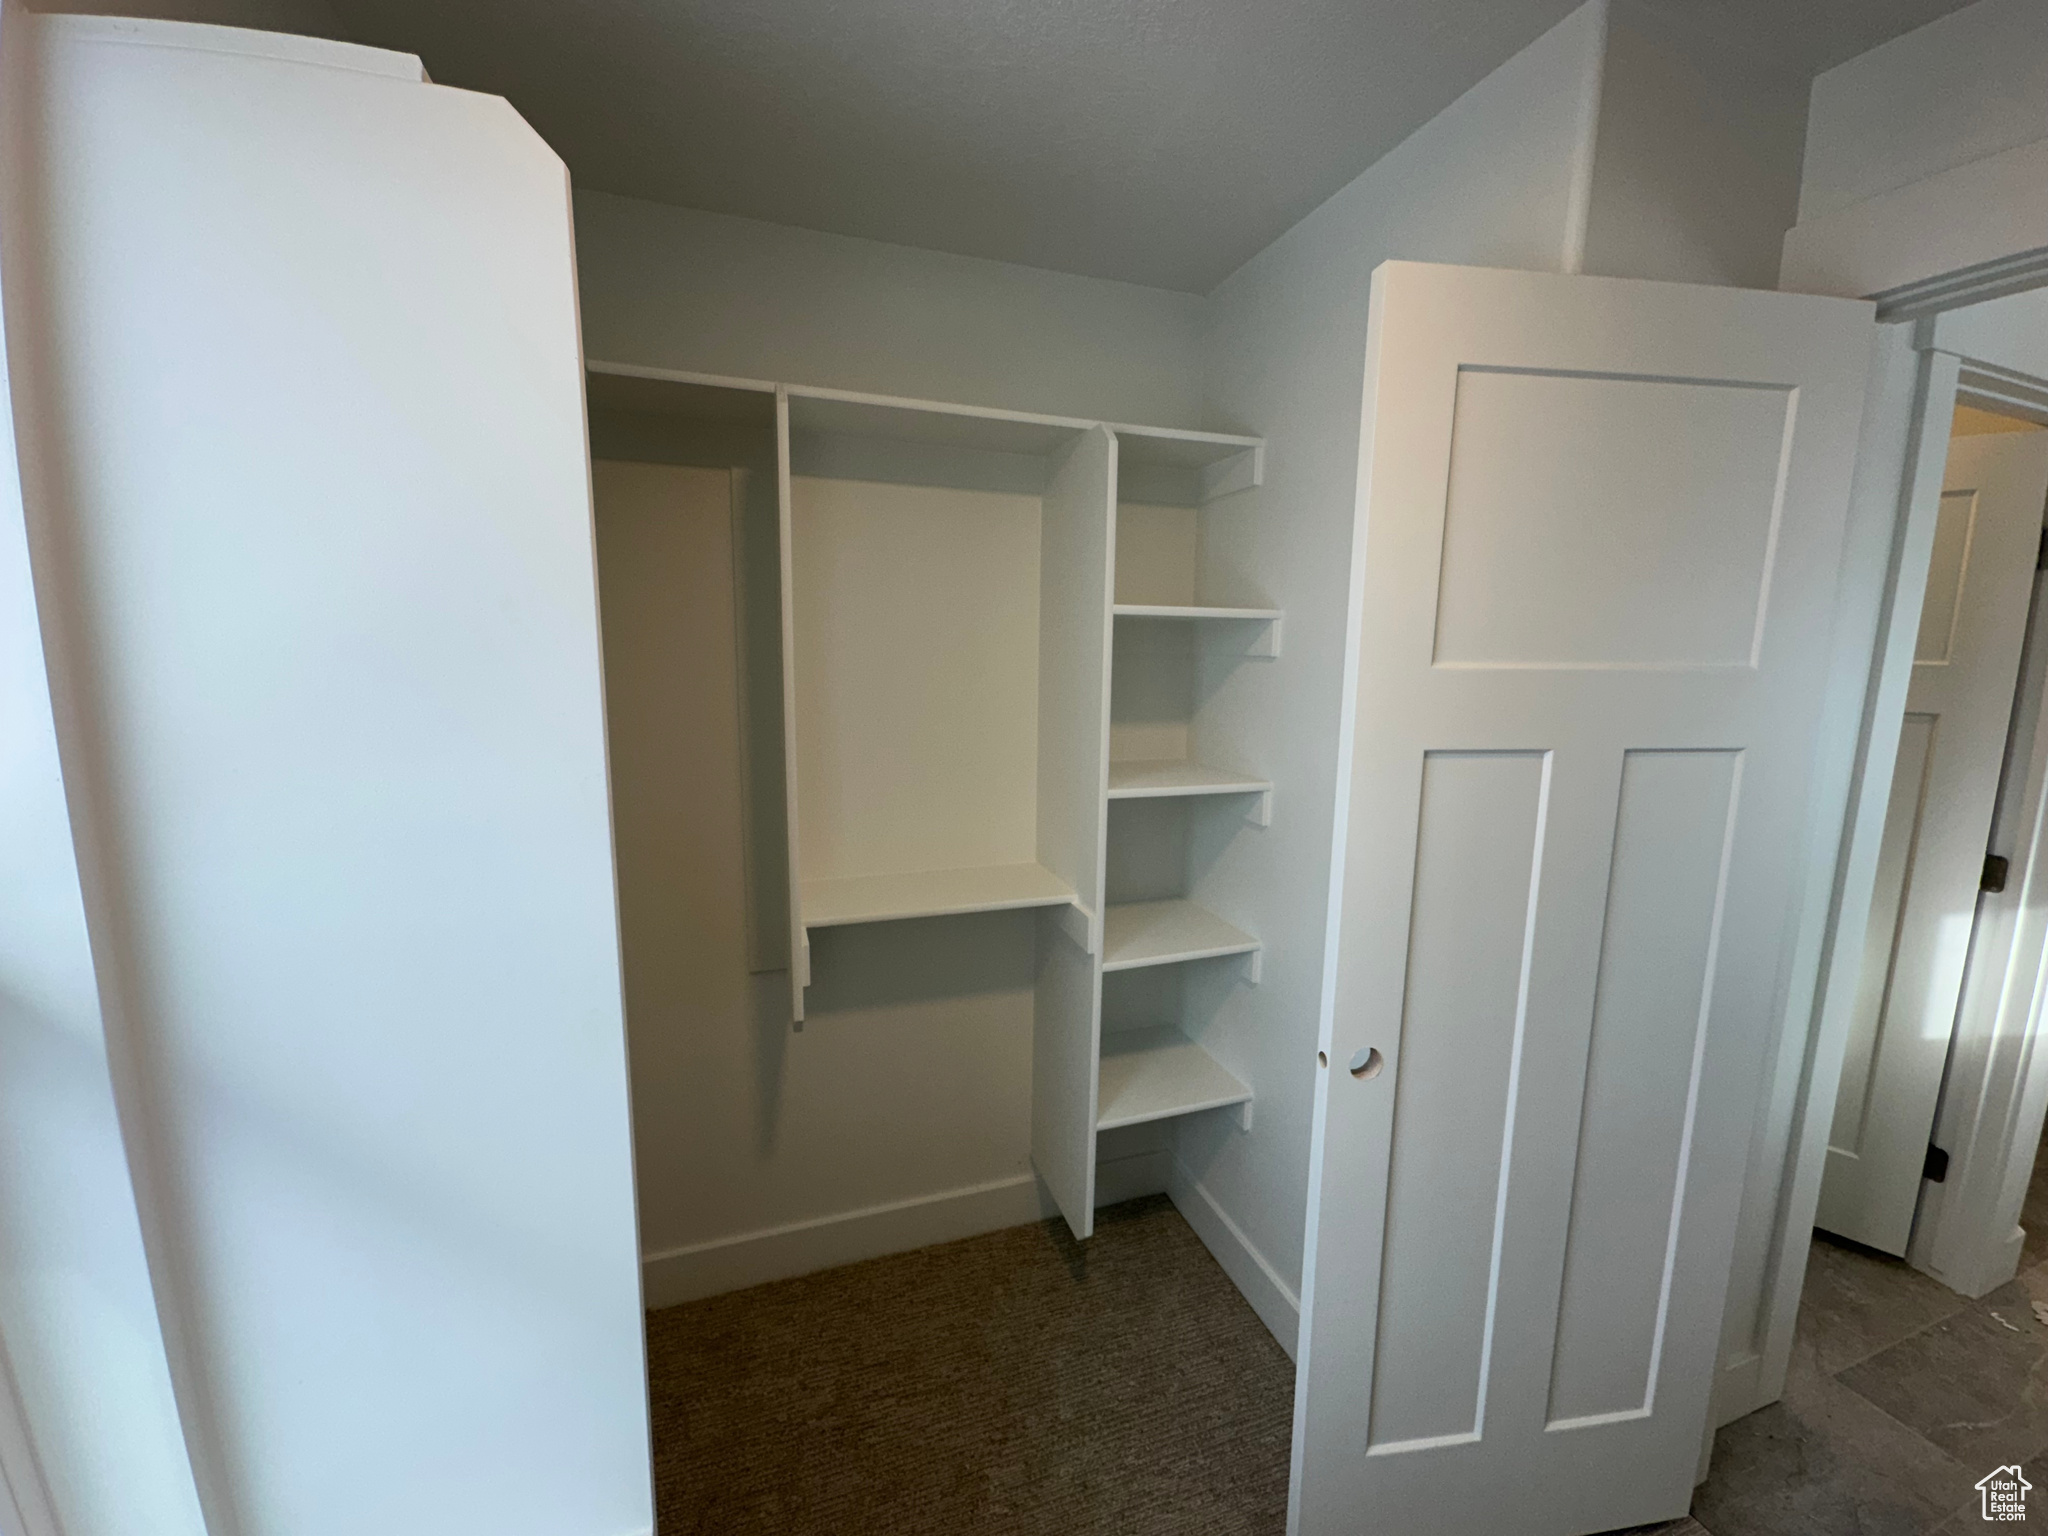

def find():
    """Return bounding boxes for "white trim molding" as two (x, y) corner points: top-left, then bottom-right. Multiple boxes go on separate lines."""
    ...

(1729, 334), (1958, 1421)
(642, 1174), (1059, 1309)
(1167, 1160), (1300, 1362)
(1739, 130), (2048, 1428)
(1740, 330), (2048, 1419)
(1911, 536), (2048, 1297)
(1955, 360), (2048, 431)
(1782, 137), (2048, 315)
(640, 1147), (1174, 1309)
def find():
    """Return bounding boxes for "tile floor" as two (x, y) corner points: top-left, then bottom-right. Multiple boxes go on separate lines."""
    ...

(1628, 1137), (2048, 1535)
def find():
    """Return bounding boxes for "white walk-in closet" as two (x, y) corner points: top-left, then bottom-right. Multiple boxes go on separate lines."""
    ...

(5, 9), (1918, 1536)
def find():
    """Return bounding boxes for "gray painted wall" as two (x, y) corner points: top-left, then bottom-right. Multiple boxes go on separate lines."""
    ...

(574, 194), (1209, 429)
(1187, 0), (1604, 1317)
(28, 0), (344, 35)
(1579, 0), (1811, 291)
(1800, 0), (2048, 224)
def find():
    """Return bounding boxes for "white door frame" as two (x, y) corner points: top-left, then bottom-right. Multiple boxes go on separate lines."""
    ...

(1908, 362), (2048, 1300)
(1735, 147), (2048, 1420)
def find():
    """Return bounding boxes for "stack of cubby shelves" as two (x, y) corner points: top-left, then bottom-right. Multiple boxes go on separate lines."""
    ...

(775, 383), (1272, 1238)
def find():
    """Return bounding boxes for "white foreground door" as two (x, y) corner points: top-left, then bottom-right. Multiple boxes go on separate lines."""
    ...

(1818, 428), (2048, 1254)
(17, 16), (651, 1536)
(1295, 263), (1872, 1535)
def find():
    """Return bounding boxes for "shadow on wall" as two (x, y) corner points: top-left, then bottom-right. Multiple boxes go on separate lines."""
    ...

(803, 910), (1036, 1013)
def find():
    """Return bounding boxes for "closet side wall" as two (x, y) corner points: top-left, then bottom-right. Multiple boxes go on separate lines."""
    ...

(23, 19), (650, 1536)
(1184, 0), (1607, 1347)
(0, 13), (207, 1532)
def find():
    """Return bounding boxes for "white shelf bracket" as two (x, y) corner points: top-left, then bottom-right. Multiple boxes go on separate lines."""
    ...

(1050, 899), (1097, 956)
(1250, 615), (1282, 659)
(1237, 1098), (1254, 1133)
(1199, 444), (1263, 503)
(1251, 788), (1273, 829)
(1244, 948), (1262, 986)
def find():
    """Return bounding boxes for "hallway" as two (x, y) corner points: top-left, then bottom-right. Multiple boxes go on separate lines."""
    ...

(1649, 1137), (2048, 1534)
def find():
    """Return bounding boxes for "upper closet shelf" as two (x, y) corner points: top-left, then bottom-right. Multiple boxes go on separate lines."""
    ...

(787, 385), (1092, 457)
(1097, 1027), (1253, 1132)
(1102, 898), (1259, 974)
(585, 362), (777, 417)
(801, 862), (1078, 930)
(1112, 424), (1263, 504)
(582, 366), (1269, 492)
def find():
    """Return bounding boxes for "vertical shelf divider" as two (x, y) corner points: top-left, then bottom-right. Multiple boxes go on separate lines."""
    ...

(774, 386), (809, 1021)
(1030, 424), (1117, 1238)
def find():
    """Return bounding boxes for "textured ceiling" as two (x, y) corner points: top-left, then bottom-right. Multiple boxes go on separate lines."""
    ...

(324, 0), (1981, 293)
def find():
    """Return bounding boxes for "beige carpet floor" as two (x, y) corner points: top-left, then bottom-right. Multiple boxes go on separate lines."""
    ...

(646, 1194), (1296, 1535)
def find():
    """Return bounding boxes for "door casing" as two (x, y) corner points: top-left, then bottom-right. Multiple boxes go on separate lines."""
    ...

(1743, 158), (2048, 1425)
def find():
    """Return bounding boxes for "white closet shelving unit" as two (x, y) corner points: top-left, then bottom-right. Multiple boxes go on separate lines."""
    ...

(1093, 424), (1274, 1224)
(760, 382), (1269, 1239)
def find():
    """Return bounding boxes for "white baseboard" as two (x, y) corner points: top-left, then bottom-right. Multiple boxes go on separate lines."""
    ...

(1168, 1159), (1300, 1361)
(1996, 1222), (2028, 1288)
(641, 1172), (1058, 1308)
(642, 1149), (1181, 1309)
(1927, 1221), (2027, 1300)
(1711, 1348), (1764, 1429)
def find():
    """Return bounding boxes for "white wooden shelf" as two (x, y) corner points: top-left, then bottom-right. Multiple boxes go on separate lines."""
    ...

(1107, 759), (1273, 826)
(1113, 604), (1282, 656)
(1113, 603), (1281, 621)
(1097, 1027), (1252, 1130)
(1102, 899), (1259, 972)
(801, 862), (1076, 929)
(788, 384), (1093, 457)
(1108, 759), (1271, 798)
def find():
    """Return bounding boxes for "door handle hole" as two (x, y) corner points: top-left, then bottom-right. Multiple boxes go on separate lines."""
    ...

(1349, 1047), (1384, 1080)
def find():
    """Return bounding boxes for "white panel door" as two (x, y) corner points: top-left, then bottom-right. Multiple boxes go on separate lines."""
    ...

(1295, 263), (1872, 1536)
(1818, 428), (2048, 1254)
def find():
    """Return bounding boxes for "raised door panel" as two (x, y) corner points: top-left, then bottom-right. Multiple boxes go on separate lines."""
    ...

(1545, 749), (1740, 1427)
(1368, 751), (1546, 1451)
(1433, 371), (1791, 670)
